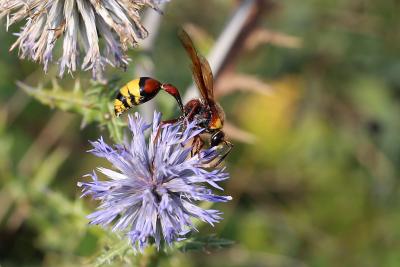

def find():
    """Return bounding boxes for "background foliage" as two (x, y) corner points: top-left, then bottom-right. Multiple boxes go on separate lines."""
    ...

(1, 0), (400, 266)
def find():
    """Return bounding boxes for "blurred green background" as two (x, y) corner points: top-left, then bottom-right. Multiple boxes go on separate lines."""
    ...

(1, 0), (400, 266)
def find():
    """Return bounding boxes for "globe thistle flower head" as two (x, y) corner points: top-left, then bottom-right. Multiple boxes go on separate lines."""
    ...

(0, 0), (170, 79)
(78, 112), (232, 252)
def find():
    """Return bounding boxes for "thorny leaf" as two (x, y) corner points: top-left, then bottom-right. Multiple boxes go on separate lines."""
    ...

(17, 79), (125, 142)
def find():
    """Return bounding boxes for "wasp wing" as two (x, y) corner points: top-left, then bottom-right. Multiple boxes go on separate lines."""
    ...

(178, 29), (212, 102)
(199, 55), (214, 100)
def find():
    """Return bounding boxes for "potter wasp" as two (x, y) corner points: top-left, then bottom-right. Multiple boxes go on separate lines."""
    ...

(177, 29), (233, 166)
(114, 29), (233, 166)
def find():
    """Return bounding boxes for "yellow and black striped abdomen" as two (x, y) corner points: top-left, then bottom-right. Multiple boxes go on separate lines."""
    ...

(114, 77), (162, 116)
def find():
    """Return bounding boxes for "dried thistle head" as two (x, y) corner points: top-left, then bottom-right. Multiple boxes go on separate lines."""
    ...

(0, 0), (170, 79)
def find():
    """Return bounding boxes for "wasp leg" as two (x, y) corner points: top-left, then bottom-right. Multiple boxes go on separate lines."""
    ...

(191, 135), (205, 157)
(197, 137), (205, 157)
(154, 117), (183, 143)
(183, 101), (205, 157)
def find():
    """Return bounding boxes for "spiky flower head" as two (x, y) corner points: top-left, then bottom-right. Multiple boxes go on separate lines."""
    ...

(78, 112), (231, 252)
(0, 0), (170, 79)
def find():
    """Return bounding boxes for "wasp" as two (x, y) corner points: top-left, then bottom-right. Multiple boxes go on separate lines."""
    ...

(176, 29), (233, 166)
(113, 30), (233, 166)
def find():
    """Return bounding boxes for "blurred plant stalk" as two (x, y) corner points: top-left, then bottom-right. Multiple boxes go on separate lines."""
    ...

(183, 0), (260, 102)
(18, 111), (74, 176)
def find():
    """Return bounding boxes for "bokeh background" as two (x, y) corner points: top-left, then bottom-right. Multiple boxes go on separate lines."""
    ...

(1, 0), (400, 266)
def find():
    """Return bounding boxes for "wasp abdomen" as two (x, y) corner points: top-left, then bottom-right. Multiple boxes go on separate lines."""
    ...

(114, 77), (162, 116)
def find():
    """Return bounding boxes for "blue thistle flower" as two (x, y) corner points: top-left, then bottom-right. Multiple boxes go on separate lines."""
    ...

(78, 112), (231, 252)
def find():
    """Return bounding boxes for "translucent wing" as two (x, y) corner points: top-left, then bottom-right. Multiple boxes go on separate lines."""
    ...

(199, 55), (214, 99)
(178, 29), (213, 102)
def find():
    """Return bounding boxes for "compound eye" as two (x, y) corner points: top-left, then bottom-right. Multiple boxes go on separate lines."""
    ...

(211, 131), (225, 147)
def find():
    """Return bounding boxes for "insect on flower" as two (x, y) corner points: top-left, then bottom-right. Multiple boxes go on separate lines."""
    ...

(114, 30), (233, 166)
(78, 112), (232, 252)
